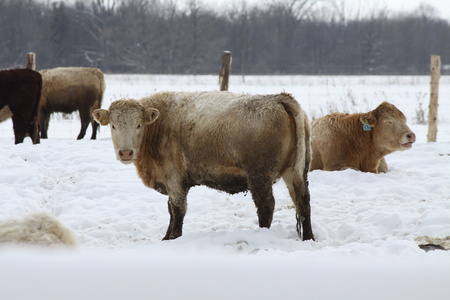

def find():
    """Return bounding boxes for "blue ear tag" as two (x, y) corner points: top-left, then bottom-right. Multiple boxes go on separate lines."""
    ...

(363, 119), (371, 131)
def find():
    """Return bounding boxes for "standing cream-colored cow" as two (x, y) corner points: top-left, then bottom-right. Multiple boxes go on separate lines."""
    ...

(39, 67), (106, 140)
(310, 101), (415, 173)
(93, 91), (314, 241)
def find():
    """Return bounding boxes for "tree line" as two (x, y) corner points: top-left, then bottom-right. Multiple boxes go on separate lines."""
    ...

(1, 0), (449, 75)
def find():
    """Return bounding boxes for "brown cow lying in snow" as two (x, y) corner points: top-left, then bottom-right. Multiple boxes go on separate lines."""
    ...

(0, 212), (77, 248)
(310, 101), (415, 173)
(39, 67), (106, 140)
(93, 91), (314, 241)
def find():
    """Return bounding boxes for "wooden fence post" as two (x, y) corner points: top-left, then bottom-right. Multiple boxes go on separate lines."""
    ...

(427, 55), (440, 142)
(26, 52), (36, 70)
(219, 51), (232, 91)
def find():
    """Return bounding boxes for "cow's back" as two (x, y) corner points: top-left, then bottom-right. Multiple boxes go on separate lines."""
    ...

(146, 91), (296, 152)
(41, 67), (104, 89)
(311, 112), (364, 141)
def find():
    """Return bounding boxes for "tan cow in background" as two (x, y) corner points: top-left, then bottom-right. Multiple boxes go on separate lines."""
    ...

(39, 67), (106, 140)
(310, 101), (415, 173)
(93, 91), (314, 241)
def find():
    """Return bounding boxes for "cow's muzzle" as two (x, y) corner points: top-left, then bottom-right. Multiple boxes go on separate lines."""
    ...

(401, 132), (416, 149)
(118, 150), (134, 163)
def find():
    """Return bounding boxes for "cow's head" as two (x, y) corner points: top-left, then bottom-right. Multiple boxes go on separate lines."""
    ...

(93, 99), (159, 164)
(359, 101), (415, 152)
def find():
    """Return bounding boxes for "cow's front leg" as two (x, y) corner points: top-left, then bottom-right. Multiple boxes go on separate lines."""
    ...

(162, 199), (186, 240)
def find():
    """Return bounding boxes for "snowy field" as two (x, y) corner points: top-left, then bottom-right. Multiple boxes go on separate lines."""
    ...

(1, 75), (450, 299)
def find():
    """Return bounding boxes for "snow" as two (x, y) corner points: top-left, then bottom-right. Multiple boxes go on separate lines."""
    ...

(1, 75), (449, 299)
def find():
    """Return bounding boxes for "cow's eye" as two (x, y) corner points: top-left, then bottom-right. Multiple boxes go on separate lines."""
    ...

(137, 124), (141, 129)
(111, 124), (116, 130)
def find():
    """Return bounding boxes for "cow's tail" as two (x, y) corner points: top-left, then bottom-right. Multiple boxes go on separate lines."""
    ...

(92, 70), (106, 136)
(279, 93), (314, 240)
(279, 92), (311, 179)
(98, 71), (106, 107)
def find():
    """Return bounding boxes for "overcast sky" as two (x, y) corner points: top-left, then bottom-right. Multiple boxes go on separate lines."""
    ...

(344, 0), (450, 20)
(204, 0), (450, 21)
(48, 0), (450, 22)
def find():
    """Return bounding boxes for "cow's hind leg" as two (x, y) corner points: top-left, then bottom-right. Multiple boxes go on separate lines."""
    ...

(163, 199), (186, 240)
(39, 112), (50, 139)
(28, 120), (40, 144)
(282, 168), (314, 241)
(248, 175), (275, 228)
(90, 119), (99, 140)
(77, 109), (91, 140)
(11, 116), (27, 144)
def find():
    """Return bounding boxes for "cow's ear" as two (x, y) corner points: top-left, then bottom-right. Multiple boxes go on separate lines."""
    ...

(359, 113), (377, 128)
(144, 108), (160, 125)
(92, 109), (110, 126)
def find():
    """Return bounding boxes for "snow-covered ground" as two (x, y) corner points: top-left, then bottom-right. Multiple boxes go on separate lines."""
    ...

(1, 75), (449, 299)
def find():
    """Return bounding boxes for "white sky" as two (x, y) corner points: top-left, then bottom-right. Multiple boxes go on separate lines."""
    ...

(342, 0), (450, 20)
(48, 0), (450, 22)
(204, 0), (450, 22)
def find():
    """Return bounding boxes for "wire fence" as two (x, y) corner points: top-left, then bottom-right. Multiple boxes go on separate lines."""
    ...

(1, 74), (449, 143)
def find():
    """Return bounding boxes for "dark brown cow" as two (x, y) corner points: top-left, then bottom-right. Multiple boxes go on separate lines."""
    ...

(310, 101), (416, 173)
(93, 91), (314, 241)
(0, 69), (42, 144)
(39, 67), (105, 140)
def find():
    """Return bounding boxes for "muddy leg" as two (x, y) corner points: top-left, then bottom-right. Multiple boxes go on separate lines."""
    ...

(90, 119), (99, 140)
(13, 130), (26, 144)
(248, 176), (275, 228)
(12, 117), (26, 144)
(77, 109), (91, 140)
(28, 120), (40, 144)
(162, 199), (187, 240)
(283, 168), (314, 241)
(40, 113), (50, 139)
(296, 176), (314, 241)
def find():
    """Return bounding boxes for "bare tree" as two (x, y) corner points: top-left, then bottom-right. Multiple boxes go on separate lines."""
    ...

(1, 0), (449, 74)
(187, 0), (201, 74)
(265, 0), (318, 73)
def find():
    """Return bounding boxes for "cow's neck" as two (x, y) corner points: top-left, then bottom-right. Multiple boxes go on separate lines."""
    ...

(358, 129), (389, 173)
(134, 123), (164, 190)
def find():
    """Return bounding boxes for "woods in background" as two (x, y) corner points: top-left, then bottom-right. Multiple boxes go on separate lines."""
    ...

(1, 0), (449, 75)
